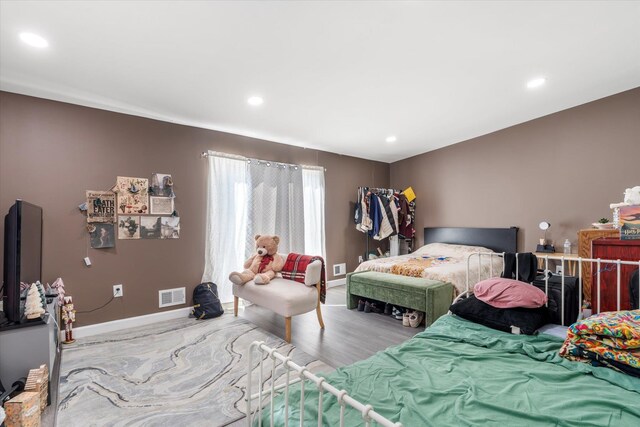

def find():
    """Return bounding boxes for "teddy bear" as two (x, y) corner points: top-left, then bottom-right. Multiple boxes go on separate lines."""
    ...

(229, 234), (285, 285)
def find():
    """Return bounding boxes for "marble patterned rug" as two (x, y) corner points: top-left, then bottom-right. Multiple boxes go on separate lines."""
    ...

(57, 314), (332, 426)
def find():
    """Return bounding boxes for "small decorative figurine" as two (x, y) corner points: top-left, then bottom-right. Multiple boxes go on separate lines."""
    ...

(61, 296), (76, 344)
(25, 283), (45, 320)
(50, 277), (66, 305)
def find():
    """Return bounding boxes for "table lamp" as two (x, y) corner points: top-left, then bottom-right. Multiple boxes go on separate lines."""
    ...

(536, 221), (555, 253)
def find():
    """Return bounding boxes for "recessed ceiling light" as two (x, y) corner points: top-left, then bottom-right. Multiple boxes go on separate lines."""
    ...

(385, 135), (397, 143)
(526, 77), (546, 89)
(19, 32), (49, 48)
(247, 96), (264, 106)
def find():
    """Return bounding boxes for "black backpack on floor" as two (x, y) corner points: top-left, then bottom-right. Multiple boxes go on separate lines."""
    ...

(192, 282), (224, 319)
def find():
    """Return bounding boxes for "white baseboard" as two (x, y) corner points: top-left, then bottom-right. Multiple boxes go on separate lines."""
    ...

(70, 306), (193, 340)
(327, 278), (346, 288)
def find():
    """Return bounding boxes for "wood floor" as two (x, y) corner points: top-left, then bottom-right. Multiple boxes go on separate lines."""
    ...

(240, 285), (420, 368)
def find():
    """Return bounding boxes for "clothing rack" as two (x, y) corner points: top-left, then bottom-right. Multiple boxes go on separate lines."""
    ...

(355, 186), (415, 261)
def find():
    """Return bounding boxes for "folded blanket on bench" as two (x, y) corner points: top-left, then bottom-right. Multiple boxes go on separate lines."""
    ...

(281, 253), (327, 304)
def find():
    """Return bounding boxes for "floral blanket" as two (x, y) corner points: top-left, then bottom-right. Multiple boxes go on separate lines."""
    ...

(389, 256), (453, 277)
(355, 243), (503, 295)
(559, 310), (640, 377)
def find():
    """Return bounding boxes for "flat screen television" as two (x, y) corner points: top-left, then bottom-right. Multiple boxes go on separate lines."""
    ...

(2, 200), (43, 324)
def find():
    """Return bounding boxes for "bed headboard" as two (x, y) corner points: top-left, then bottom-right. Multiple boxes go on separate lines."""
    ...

(423, 227), (518, 253)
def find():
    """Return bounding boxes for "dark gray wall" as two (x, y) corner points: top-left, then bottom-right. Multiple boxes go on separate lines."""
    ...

(0, 91), (389, 326)
(391, 87), (640, 252)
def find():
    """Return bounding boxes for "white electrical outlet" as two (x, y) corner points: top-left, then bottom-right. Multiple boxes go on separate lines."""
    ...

(84, 257), (91, 266)
(113, 284), (123, 298)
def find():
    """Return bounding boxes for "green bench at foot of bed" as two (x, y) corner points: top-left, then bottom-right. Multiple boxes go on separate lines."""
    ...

(346, 271), (454, 326)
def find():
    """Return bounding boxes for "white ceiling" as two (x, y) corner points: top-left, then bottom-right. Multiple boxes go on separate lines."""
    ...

(1, 1), (639, 163)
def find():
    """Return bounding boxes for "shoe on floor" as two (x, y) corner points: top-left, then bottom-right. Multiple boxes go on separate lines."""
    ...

(370, 302), (384, 314)
(364, 301), (372, 313)
(384, 303), (393, 316)
(394, 307), (405, 320)
(409, 311), (424, 328)
(402, 312), (412, 327)
(357, 299), (365, 312)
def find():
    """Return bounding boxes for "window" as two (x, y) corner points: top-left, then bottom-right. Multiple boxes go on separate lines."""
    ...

(202, 152), (325, 302)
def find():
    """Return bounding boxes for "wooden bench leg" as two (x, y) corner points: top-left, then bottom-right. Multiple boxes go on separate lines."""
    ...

(316, 283), (325, 329)
(285, 317), (292, 343)
(233, 296), (238, 317)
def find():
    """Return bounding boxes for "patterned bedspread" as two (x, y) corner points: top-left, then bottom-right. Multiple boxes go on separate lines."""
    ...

(354, 243), (503, 294)
(560, 310), (640, 376)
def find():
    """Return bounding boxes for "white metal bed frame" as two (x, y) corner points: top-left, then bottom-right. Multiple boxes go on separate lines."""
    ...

(463, 252), (640, 320)
(245, 253), (640, 427)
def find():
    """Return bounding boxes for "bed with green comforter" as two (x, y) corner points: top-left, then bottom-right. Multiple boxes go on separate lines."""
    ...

(260, 315), (640, 426)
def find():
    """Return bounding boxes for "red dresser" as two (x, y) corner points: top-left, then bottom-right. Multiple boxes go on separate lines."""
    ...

(591, 238), (640, 312)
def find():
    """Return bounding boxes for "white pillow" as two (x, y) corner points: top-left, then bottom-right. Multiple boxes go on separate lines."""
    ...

(413, 242), (494, 257)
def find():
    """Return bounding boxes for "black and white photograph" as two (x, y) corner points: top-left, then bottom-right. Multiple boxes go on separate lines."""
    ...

(140, 216), (162, 239)
(160, 216), (180, 239)
(90, 223), (115, 248)
(150, 196), (174, 215)
(150, 173), (174, 197)
(118, 215), (140, 239)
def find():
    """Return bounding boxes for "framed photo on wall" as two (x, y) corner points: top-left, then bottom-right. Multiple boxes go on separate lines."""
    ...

(90, 223), (116, 248)
(150, 196), (174, 215)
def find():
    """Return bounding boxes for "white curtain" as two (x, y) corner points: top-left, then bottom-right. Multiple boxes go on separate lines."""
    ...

(246, 160), (305, 257)
(202, 152), (326, 303)
(202, 153), (247, 303)
(302, 167), (326, 259)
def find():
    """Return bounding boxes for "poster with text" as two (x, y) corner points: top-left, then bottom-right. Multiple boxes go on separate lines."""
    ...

(118, 216), (141, 239)
(86, 190), (116, 223)
(140, 216), (162, 239)
(160, 216), (180, 239)
(115, 176), (149, 215)
(150, 196), (174, 215)
(90, 223), (116, 248)
(620, 205), (640, 240)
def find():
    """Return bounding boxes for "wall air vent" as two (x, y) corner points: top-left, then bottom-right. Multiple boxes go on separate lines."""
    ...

(159, 287), (186, 308)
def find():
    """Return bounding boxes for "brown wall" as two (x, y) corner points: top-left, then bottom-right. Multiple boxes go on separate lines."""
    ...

(0, 91), (389, 326)
(391, 87), (640, 253)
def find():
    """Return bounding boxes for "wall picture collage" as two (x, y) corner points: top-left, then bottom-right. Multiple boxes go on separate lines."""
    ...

(85, 174), (179, 249)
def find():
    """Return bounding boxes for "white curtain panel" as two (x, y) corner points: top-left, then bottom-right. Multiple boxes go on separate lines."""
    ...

(202, 153), (248, 303)
(246, 160), (305, 257)
(302, 167), (326, 259)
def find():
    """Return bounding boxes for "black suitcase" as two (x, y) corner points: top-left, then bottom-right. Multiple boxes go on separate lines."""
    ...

(532, 274), (580, 326)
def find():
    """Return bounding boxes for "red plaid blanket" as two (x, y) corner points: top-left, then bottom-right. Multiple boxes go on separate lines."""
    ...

(281, 253), (326, 304)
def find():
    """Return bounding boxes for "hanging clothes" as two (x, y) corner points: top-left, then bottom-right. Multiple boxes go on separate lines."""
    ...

(397, 193), (416, 240)
(373, 195), (393, 240)
(355, 187), (415, 258)
(355, 187), (372, 233)
(368, 192), (382, 238)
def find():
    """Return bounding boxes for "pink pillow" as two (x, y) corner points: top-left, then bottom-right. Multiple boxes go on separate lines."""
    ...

(474, 278), (547, 309)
